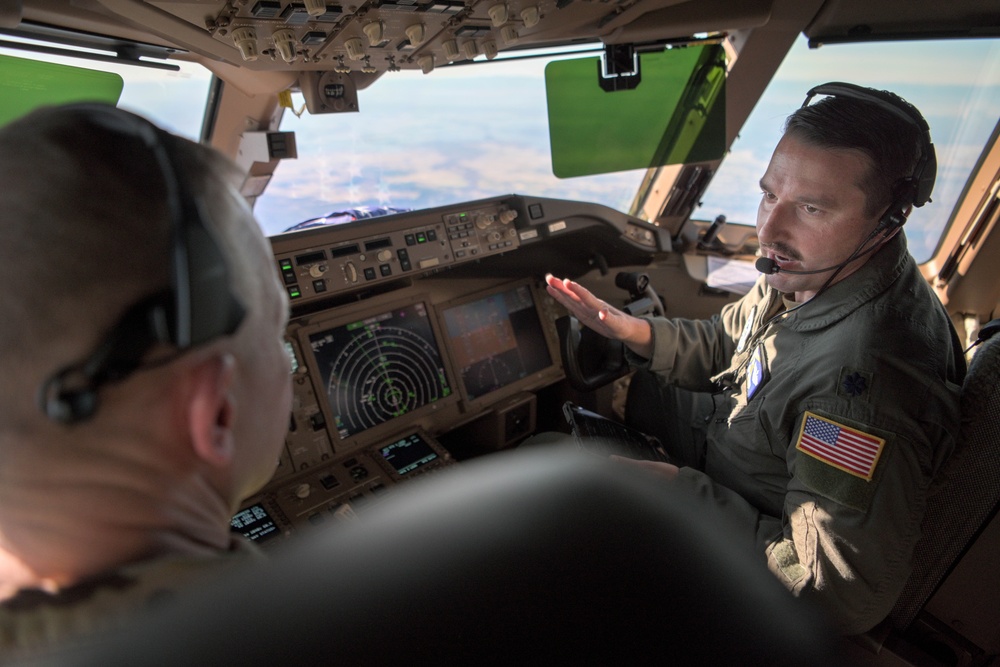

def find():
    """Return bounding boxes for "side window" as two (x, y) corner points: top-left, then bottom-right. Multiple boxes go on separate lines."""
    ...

(696, 37), (1000, 263)
(0, 44), (211, 142)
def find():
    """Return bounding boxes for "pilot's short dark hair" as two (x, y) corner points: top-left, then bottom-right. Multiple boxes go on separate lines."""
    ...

(784, 91), (924, 220)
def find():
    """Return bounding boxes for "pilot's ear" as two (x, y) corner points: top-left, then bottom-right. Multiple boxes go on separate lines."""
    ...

(187, 353), (237, 468)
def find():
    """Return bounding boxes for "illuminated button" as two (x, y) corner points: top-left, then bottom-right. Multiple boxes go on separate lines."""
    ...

(312, 279), (327, 293)
(379, 264), (392, 276)
(287, 285), (302, 299)
(279, 258), (296, 284)
(363, 267), (376, 280)
(416, 231), (427, 243)
(427, 229), (437, 241)
(405, 233), (416, 246)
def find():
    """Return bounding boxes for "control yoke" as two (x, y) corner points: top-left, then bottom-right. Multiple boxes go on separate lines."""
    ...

(558, 272), (663, 392)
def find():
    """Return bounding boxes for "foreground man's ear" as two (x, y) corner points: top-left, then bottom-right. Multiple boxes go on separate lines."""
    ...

(187, 353), (237, 468)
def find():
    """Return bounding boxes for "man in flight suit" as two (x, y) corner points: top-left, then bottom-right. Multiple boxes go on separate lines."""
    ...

(0, 104), (292, 654)
(546, 84), (965, 634)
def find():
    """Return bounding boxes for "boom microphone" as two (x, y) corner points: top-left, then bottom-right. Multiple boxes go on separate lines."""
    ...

(753, 256), (851, 275)
(754, 234), (889, 276)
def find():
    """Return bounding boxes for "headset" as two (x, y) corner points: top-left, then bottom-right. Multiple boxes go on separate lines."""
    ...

(37, 104), (246, 425)
(755, 81), (937, 276)
(804, 81), (936, 232)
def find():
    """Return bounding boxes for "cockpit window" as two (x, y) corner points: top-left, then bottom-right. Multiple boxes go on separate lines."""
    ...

(696, 37), (1000, 264)
(0, 40), (211, 141)
(254, 47), (650, 236)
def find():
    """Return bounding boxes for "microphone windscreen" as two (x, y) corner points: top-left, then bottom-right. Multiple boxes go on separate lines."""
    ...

(755, 257), (778, 274)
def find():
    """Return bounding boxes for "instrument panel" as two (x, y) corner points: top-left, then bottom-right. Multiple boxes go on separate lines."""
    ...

(233, 194), (667, 543)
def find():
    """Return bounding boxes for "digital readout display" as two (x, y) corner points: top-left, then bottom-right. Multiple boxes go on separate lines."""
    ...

(381, 432), (439, 475)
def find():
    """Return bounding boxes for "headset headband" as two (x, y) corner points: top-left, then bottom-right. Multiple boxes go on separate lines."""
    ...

(802, 81), (936, 210)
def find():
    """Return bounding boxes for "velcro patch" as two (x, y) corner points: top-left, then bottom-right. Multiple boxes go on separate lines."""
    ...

(795, 411), (886, 481)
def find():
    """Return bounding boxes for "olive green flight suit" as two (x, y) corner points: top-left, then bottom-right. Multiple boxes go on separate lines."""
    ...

(0, 539), (263, 658)
(629, 234), (964, 634)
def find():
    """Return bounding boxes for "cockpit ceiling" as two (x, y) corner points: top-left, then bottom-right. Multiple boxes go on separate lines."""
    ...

(16, 0), (755, 75)
(805, 0), (1000, 45)
(13, 0), (998, 76)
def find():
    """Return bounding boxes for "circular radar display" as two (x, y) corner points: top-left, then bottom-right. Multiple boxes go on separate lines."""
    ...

(309, 302), (451, 439)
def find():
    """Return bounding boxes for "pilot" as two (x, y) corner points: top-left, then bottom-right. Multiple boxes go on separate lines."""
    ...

(0, 104), (292, 653)
(545, 84), (965, 634)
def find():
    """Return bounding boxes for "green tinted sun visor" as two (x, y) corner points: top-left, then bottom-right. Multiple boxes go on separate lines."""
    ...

(545, 43), (726, 179)
(0, 54), (124, 127)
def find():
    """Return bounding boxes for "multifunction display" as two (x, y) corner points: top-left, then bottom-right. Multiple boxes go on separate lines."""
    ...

(309, 302), (452, 439)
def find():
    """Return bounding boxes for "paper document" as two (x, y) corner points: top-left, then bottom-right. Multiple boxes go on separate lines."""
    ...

(706, 256), (759, 295)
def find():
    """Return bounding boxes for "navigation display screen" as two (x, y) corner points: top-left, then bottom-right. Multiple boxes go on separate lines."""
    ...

(309, 302), (452, 439)
(380, 432), (439, 476)
(441, 284), (553, 401)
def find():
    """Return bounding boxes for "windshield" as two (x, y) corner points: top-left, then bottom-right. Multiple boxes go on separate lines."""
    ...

(258, 36), (1000, 266)
(254, 48), (647, 236)
(5, 33), (997, 267)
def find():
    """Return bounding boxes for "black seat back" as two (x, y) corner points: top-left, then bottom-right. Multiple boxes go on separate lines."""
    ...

(889, 324), (1000, 630)
(14, 447), (846, 666)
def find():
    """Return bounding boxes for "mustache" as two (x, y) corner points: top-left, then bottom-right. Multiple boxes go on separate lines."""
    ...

(759, 242), (802, 262)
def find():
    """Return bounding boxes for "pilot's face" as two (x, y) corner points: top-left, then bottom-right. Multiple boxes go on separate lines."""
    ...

(756, 133), (882, 302)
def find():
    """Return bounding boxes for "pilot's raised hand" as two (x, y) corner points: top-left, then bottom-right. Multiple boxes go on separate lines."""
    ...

(544, 274), (653, 359)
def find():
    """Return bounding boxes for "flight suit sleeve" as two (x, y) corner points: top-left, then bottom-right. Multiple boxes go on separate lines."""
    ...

(625, 281), (767, 391)
(665, 409), (951, 635)
(668, 467), (784, 551)
(763, 403), (957, 635)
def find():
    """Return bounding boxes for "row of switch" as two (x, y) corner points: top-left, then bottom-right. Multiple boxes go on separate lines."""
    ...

(277, 247), (416, 300)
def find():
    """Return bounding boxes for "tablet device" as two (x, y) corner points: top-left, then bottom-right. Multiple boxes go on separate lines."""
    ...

(562, 401), (672, 463)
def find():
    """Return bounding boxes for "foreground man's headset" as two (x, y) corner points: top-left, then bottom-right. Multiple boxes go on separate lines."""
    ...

(38, 105), (246, 425)
(755, 81), (937, 277)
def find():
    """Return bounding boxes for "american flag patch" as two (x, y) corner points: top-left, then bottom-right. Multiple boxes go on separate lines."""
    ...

(795, 412), (885, 481)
